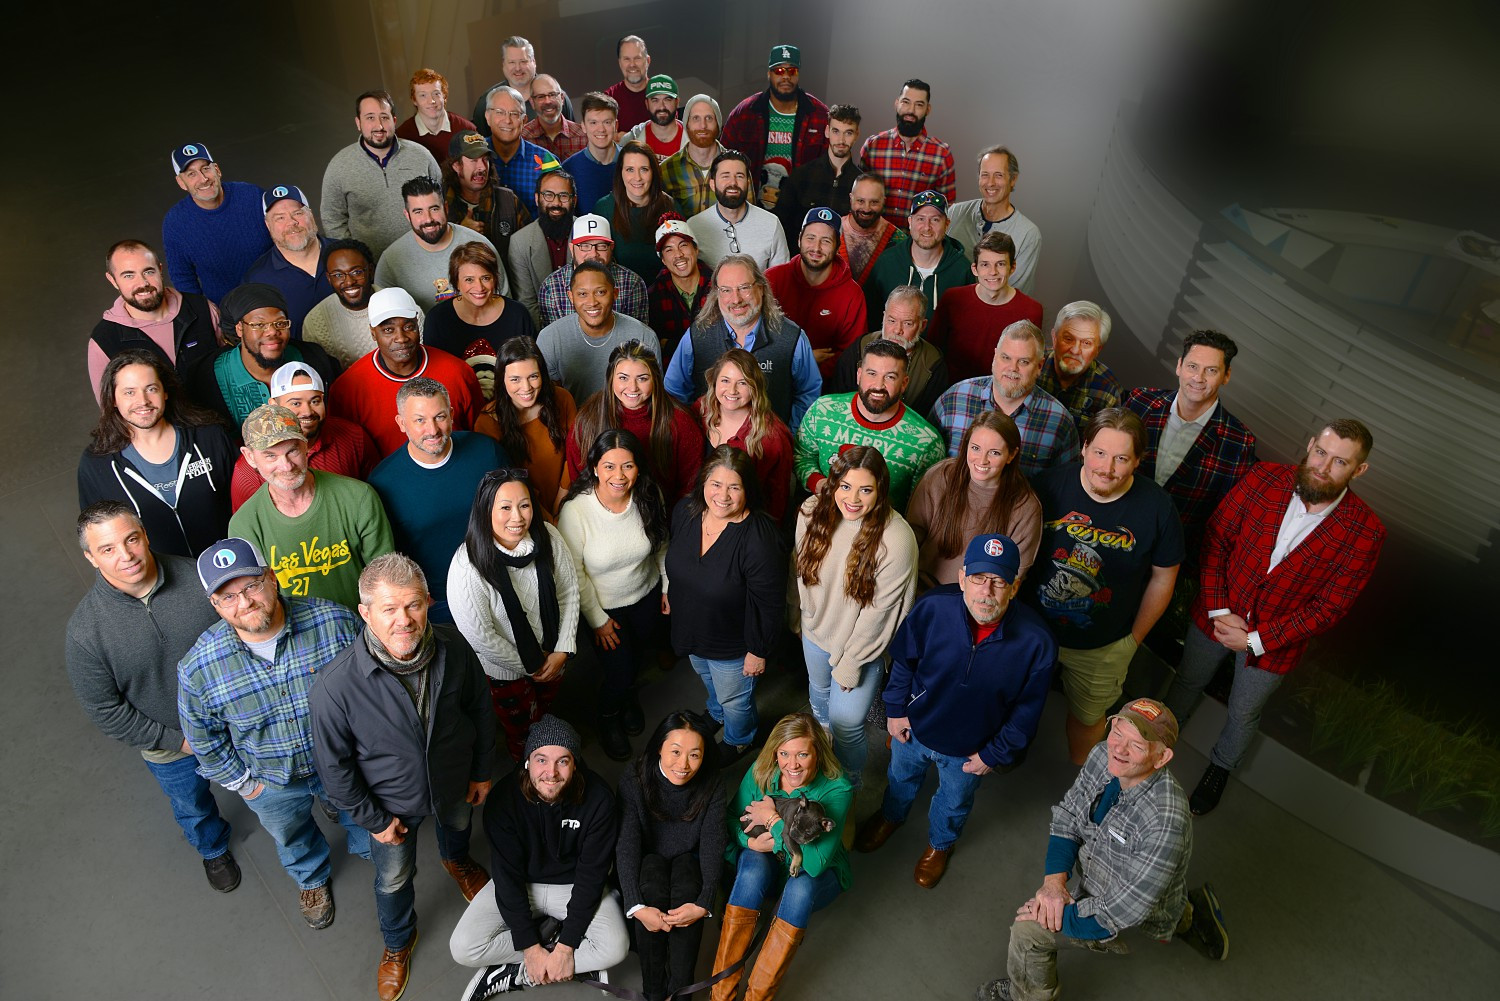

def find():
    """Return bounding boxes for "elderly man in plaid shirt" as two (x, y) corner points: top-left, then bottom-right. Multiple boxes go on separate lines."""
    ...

(858, 78), (957, 227)
(1036, 301), (1125, 437)
(178, 537), (369, 930)
(977, 698), (1229, 1001)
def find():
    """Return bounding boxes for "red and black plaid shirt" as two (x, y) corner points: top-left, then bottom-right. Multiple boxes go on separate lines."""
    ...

(858, 127), (957, 227)
(648, 269), (711, 360)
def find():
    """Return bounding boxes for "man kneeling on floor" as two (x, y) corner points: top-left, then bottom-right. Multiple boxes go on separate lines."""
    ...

(452, 715), (628, 998)
(976, 698), (1228, 1001)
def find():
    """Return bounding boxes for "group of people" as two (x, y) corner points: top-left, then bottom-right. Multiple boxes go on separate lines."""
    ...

(68, 32), (1389, 1001)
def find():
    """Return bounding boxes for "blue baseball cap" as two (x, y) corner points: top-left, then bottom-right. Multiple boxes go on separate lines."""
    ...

(909, 189), (948, 216)
(262, 184), (309, 214)
(801, 206), (840, 239)
(171, 142), (214, 175)
(963, 534), (1021, 583)
(197, 538), (269, 595)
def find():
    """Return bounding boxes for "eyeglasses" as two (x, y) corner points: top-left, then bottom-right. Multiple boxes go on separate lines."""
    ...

(770, 66), (798, 77)
(722, 222), (740, 254)
(716, 282), (755, 298)
(537, 191), (573, 204)
(327, 267), (367, 281)
(242, 318), (292, 333)
(532, 90), (562, 101)
(488, 108), (524, 121)
(965, 574), (1010, 592)
(211, 577), (267, 607)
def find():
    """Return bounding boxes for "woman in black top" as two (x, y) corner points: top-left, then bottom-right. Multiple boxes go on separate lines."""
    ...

(422, 241), (536, 370)
(663, 445), (785, 758)
(616, 710), (726, 1001)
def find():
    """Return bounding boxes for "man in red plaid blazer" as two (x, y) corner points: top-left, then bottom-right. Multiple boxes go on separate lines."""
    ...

(1165, 419), (1384, 815)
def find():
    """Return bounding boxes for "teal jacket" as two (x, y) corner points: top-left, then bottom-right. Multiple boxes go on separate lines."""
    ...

(726, 765), (853, 890)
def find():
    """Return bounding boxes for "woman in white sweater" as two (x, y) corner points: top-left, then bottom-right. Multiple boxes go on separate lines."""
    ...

(557, 428), (671, 762)
(793, 446), (917, 787)
(448, 468), (580, 762)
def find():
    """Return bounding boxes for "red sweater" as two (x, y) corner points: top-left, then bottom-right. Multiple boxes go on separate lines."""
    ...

(603, 81), (651, 132)
(328, 347), (484, 456)
(565, 401), (706, 502)
(927, 285), (1044, 381)
(228, 415), (380, 511)
(765, 255), (867, 379)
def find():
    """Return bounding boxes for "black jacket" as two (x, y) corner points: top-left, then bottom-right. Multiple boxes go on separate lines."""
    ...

(310, 624), (496, 833)
(773, 153), (863, 244)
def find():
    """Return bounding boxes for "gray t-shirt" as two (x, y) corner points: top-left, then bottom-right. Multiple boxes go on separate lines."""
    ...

(124, 434), (182, 506)
(373, 226), (504, 313)
(535, 313), (662, 403)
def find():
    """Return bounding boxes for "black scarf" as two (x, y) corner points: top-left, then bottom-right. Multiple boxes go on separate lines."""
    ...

(490, 533), (560, 675)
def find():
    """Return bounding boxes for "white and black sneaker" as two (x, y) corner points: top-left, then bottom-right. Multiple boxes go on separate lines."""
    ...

(460, 962), (531, 1000)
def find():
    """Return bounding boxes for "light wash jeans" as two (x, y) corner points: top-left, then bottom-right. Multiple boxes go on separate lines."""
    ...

(689, 654), (759, 747)
(801, 636), (884, 787)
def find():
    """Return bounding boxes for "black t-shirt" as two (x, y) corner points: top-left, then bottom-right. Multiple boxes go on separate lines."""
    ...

(1022, 463), (1184, 649)
(422, 296), (537, 361)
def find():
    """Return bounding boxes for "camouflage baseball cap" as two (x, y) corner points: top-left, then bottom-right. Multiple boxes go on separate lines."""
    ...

(241, 403), (307, 451)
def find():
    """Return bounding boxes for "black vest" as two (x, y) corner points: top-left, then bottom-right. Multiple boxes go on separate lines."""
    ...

(689, 318), (800, 424)
(89, 293), (219, 381)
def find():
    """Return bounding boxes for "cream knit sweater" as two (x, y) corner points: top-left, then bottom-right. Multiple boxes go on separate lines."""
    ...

(556, 490), (668, 628)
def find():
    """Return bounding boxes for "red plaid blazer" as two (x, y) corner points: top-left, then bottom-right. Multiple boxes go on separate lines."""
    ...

(1190, 462), (1385, 675)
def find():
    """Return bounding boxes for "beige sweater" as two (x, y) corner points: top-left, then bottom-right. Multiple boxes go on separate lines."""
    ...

(791, 498), (918, 688)
(906, 458), (1043, 589)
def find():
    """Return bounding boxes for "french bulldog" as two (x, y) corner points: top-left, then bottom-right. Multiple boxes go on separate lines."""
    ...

(743, 794), (834, 876)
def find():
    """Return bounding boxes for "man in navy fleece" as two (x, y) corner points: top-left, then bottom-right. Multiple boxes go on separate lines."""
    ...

(161, 142), (272, 302)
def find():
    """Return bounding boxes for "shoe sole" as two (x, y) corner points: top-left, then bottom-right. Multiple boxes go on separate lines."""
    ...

(1190, 884), (1229, 960)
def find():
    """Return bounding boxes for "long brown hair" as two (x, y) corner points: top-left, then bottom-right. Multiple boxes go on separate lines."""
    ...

(698, 348), (780, 458)
(610, 141), (675, 239)
(795, 446), (892, 607)
(490, 336), (568, 462)
(89, 349), (222, 455)
(750, 712), (843, 790)
(928, 410), (1037, 560)
(572, 340), (680, 486)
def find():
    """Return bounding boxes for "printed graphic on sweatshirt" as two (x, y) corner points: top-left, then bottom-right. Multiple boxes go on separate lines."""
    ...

(268, 535), (354, 596)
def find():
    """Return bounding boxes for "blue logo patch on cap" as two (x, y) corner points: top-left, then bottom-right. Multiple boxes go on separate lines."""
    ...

(272, 185), (288, 197)
(212, 548), (238, 569)
(181, 144), (198, 156)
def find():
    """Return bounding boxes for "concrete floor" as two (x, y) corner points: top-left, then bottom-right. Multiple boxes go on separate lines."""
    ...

(3, 10), (1498, 1001)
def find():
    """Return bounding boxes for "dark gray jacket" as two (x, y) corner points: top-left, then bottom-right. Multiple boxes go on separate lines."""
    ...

(310, 624), (496, 833)
(65, 554), (220, 752)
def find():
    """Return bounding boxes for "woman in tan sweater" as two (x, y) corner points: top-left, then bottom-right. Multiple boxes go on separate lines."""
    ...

(792, 447), (917, 787)
(907, 410), (1042, 591)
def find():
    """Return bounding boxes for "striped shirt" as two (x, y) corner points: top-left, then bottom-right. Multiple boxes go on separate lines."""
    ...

(178, 597), (359, 790)
(858, 128), (957, 226)
(929, 377), (1080, 478)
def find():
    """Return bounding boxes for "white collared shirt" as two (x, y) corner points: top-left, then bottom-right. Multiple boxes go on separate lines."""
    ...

(415, 112), (452, 137)
(1153, 395), (1217, 486)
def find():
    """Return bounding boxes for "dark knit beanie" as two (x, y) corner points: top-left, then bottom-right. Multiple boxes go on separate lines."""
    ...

(218, 283), (290, 339)
(524, 714), (581, 759)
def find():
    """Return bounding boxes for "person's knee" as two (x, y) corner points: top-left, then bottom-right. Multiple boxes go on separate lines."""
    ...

(374, 856), (416, 895)
(449, 923), (494, 967)
(1009, 916), (1055, 953)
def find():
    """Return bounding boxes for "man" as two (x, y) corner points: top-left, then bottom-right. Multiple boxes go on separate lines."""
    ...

(1024, 408), (1184, 765)
(444, 130), (529, 272)
(625, 75), (687, 160)
(774, 104), (864, 243)
(88, 239), (221, 400)
(472, 36), (575, 132)
(647, 216), (711, 358)
(230, 404), (394, 609)
(311, 554), (497, 1001)
(664, 254), (821, 430)
(1124, 329), (1258, 565)
(242, 185), (334, 340)
(562, 92), (622, 215)
(864, 189), (972, 322)
(66, 502), (238, 892)
(766, 207), (867, 379)
(519, 74), (586, 161)
(177, 535), (370, 929)
(509, 169), (576, 326)
(78, 349), (235, 558)
(368, 379), (506, 618)
(928, 231), (1043, 380)
(1164, 419), (1384, 815)
(948, 145), (1042, 295)
(688, 151), (790, 270)
(1037, 301), (1125, 436)
(374, 176), (502, 312)
(794, 338), (945, 509)
(855, 533), (1055, 887)
(395, 68), (476, 167)
(858, 79), (957, 226)
(537, 260), (661, 402)
(161, 142), (271, 302)
(659, 94), (725, 217)
(930, 320), (1080, 477)
(485, 85), (564, 219)
(535, 214), (650, 327)
(330, 287), (485, 454)
(303, 239), (427, 368)
(976, 699), (1228, 1001)
(721, 44), (831, 209)
(603, 34), (653, 132)
(189, 283), (340, 428)
(450, 716), (626, 998)
(230, 361), (380, 511)
(838, 173), (906, 286)
(321, 91), (443, 259)
(832, 285), (950, 417)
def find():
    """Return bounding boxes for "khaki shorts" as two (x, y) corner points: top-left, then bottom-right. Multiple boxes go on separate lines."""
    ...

(1057, 635), (1140, 724)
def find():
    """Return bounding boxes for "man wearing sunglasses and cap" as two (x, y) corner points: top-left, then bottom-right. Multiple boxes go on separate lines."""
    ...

(976, 697), (1230, 1001)
(242, 184), (335, 341)
(721, 44), (831, 210)
(162, 141), (272, 302)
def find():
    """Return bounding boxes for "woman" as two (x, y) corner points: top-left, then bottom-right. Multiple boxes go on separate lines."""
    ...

(558, 429), (671, 762)
(712, 712), (851, 1001)
(664, 447), (785, 759)
(422, 242), (536, 364)
(616, 711), (727, 1001)
(448, 469), (580, 761)
(567, 340), (704, 503)
(477, 337), (577, 516)
(906, 409), (1042, 590)
(394, 67), (476, 166)
(594, 140), (681, 283)
(694, 348), (794, 521)
(793, 446), (917, 787)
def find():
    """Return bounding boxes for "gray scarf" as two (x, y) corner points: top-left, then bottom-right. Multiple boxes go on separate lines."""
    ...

(365, 625), (438, 732)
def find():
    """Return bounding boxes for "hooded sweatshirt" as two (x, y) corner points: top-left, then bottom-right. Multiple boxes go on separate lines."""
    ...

(766, 254), (868, 379)
(87, 290), (222, 402)
(864, 234), (974, 324)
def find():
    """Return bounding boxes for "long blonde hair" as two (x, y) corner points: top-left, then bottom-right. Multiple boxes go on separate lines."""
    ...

(750, 712), (843, 790)
(698, 347), (779, 457)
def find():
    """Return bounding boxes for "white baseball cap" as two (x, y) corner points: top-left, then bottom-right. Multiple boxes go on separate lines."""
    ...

(368, 287), (420, 326)
(571, 214), (614, 244)
(269, 361), (325, 398)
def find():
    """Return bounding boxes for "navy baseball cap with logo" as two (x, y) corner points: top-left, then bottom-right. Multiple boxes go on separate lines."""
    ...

(909, 189), (949, 216)
(963, 533), (1022, 583)
(262, 184), (309, 213)
(801, 206), (840, 239)
(197, 538), (270, 594)
(171, 142), (215, 174)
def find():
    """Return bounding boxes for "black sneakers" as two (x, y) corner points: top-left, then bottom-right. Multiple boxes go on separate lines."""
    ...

(202, 850), (241, 893)
(1190, 764), (1231, 815)
(460, 962), (531, 1000)
(597, 712), (632, 762)
(1184, 883), (1230, 960)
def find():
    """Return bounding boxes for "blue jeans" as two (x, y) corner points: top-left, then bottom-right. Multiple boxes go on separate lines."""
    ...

(370, 804), (474, 949)
(880, 729), (984, 851)
(243, 774), (371, 889)
(1164, 622), (1286, 771)
(802, 636), (884, 787)
(144, 755), (231, 860)
(689, 654), (758, 747)
(726, 847), (841, 929)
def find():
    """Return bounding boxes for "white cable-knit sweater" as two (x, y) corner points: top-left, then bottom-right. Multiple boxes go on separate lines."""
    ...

(556, 490), (668, 628)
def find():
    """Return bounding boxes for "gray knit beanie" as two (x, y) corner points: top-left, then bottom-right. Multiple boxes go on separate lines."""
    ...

(524, 714), (581, 759)
(683, 93), (723, 127)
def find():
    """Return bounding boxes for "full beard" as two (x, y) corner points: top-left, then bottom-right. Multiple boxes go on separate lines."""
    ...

(895, 114), (925, 138)
(538, 209), (574, 241)
(1294, 462), (1344, 505)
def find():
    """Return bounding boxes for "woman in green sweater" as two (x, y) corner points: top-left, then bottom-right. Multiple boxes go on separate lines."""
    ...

(594, 140), (681, 283)
(711, 712), (852, 1001)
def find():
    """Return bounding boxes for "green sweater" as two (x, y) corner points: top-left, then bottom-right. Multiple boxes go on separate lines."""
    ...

(793, 393), (947, 512)
(727, 765), (853, 890)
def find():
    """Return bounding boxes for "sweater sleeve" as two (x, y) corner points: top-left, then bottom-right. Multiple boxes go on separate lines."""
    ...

(161, 209), (203, 296)
(905, 467), (938, 548)
(65, 629), (176, 752)
(740, 517), (788, 659)
(832, 518), (918, 686)
(556, 497), (608, 628)
(670, 408), (706, 502)
(544, 523), (581, 656)
(793, 403), (826, 492)
(614, 771), (648, 911)
(446, 547), (525, 682)
(695, 777), (729, 911)
(320, 156), (352, 240)
(1008, 491), (1045, 581)
(560, 782), (619, 950)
